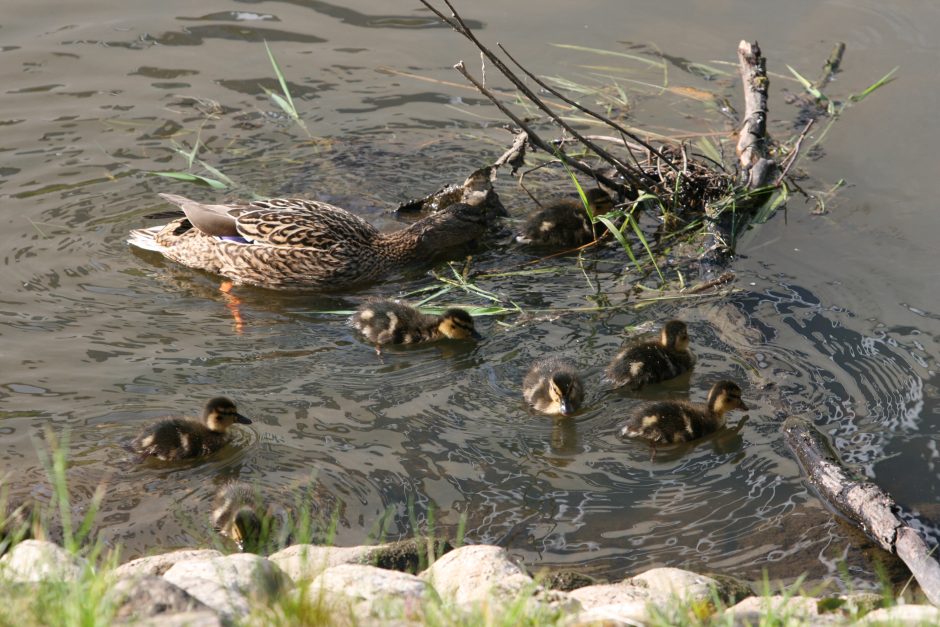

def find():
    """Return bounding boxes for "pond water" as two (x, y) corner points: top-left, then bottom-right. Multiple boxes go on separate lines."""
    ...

(2, 0), (938, 591)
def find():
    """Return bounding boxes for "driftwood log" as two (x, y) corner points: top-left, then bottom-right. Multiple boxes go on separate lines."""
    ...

(783, 416), (940, 606)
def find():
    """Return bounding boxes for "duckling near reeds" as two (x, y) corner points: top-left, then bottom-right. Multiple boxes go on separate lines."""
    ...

(620, 381), (748, 456)
(350, 299), (482, 350)
(516, 188), (614, 248)
(131, 397), (251, 461)
(523, 357), (585, 417)
(605, 320), (696, 390)
(128, 194), (490, 289)
(212, 482), (285, 552)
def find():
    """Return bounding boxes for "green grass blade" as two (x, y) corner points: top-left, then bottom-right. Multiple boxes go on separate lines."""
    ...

(596, 215), (641, 272)
(696, 137), (722, 164)
(196, 159), (236, 187)
(627, 215), (665, 284)
(786, 64), (825, 100)
(149, 171), (228, 190)
(753, 185), (789, 223)
(264, 40), (297, 116)
(550, 43), (665, 68)
(850, 66), (898, 102)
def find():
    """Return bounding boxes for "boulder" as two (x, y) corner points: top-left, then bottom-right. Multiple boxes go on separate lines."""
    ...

(268, 545), (375, 582)
(420, 545), (534, 606)
(108, 574), (212, 622)
(857, 604), (940, 625)
(162, 553), (290, 622)
(116, 550), (223, 578)
(309, 564), (435, 620)
(0, 540), (86, 582)
(630, 567), (752, 605)
(723, 595), (826, 625)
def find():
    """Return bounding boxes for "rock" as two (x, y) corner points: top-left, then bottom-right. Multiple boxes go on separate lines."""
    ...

(857, 604), (940, 625)
(309, 564), (435, 620)
(541, 571), (601, 592)
(128, 610), (223, 627)
(0, 540), (86, 582)
(163, 553), (290, 622)
(268, 545), (376, 581)
(723, 595), (825, 626)
(369, 538), (454, 573)
(629, 567), (752, 605)
(268, 540), (455, 583)
(108, 574), (211, 622)
(116, 550), (224, 578)
(568, 582), (659, 609)
(565, 602), (656, 626)
(420, 544), (535, 606)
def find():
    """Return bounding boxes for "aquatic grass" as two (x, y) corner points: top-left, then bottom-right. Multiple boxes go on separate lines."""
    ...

(263, 41), (312, 137)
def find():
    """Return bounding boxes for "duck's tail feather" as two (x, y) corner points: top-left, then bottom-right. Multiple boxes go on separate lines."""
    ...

(127, 226), (166, 252)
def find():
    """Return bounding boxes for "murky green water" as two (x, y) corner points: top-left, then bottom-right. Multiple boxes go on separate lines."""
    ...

(2, 0), (938, 590)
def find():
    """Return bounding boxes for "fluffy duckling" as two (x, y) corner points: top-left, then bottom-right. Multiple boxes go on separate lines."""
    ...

(516, 188), (614, 248)
(212, 482), (284, 552)
(350, 299), (482, 349)
(523, 357), (585, 417)
(131, 397), (251, 461)
(605, 320), (695, 390)
(620, 381), (748, 455)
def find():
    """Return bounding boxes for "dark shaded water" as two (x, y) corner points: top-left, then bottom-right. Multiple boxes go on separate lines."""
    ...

(2, 0), (939, 591)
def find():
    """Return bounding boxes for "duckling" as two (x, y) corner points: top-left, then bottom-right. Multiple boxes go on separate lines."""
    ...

(131, 397), (251, 461)
(212, 482), (284, 552)
(620, 381), (748, 456)
(128, 194), (490, 289)
(516, 188), (614, 248)
(523, 357), (585, 417)
(605, 320), (695, 390)
(350, 299), (482, 350)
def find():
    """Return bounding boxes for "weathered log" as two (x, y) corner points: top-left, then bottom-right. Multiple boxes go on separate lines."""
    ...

(736, 40), (776, 188)
(783, 416), (940, 606)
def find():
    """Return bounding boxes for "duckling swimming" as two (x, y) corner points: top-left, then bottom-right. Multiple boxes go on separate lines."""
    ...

(350, 299), (482, 349)
(212, 482), (284, 552)
(516, 188), (614, 248)
(620, 381), (748, 456)
(523, 357), (585, 417)
(128, 194), (490, 289)
(605, 320), (695, 390)
(131, 397), (251, 461)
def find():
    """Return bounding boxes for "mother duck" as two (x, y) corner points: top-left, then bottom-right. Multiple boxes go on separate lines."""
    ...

(128, 194), (491, 289)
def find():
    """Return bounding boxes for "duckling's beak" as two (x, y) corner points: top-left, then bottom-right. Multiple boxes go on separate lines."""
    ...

(235, 413), (252, 424)
(559, 398), (575, 417)
(470, 329), (483, 340)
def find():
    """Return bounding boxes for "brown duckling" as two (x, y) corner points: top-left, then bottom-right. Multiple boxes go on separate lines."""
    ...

(516, 188), (614, 248)
(350, 299), (482, 349)
(523, 357), (585, 417)
(131, 397), (251, 461)
(620, 381), (748, 455)
(605, 320), (695, 390)
(212, 482), (285, 552)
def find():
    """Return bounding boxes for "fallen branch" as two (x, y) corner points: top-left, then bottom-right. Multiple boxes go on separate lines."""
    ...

(783, 416), (940, 606)
(736, 40), (777, 189)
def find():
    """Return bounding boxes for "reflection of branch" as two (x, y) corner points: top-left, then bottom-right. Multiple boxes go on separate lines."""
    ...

(496, 42), (677, 176)
(454, 62), (622, 192)
(419, 0), (650, 193)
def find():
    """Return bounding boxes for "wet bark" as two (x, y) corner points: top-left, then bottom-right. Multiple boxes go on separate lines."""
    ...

(783, 416), (940, 607)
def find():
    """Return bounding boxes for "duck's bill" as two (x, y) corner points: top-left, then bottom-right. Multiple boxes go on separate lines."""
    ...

(559, 399), (574, 416)
(470, 329), (483, 340)
(235, 413), (253, 424)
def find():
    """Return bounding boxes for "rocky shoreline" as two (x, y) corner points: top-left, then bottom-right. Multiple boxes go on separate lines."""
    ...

(1, 539), (938, 625)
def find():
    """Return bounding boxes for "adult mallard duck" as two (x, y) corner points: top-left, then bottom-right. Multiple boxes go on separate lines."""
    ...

(131, 396), (252, 461)
(350, 298), (482, 350)
(620, 381), (748, 456)
(516, 188), (614, 248)
(128, 194), (490, 289)
(605, 320), (695, 390)
(523, 357), (585, 416)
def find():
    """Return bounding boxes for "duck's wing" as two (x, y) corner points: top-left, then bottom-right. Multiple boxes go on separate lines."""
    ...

(233, 198), (379, 248)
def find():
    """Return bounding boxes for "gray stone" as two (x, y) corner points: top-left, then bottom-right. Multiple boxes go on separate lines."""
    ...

(129, 610), (223, 627)
(310, 564), (435, 620)
(568, 582), (660, 610)
(541, 570), (602, 592)
(268, 544), (375, 582)
(0, 540), (86, 582)
(116, 550), (223, 578)
(858, 604), (940, 625)
(565, 603), (651, 626)
(629, 567), (752, 605)
(163, 553), (290, 622)
(108, 574), (211, 622)
(419, 544), (535, 606)
(723, 595), (824, 626)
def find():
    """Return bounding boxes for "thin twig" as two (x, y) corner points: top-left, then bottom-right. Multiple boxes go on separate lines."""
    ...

(774, 118), (814, 186)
